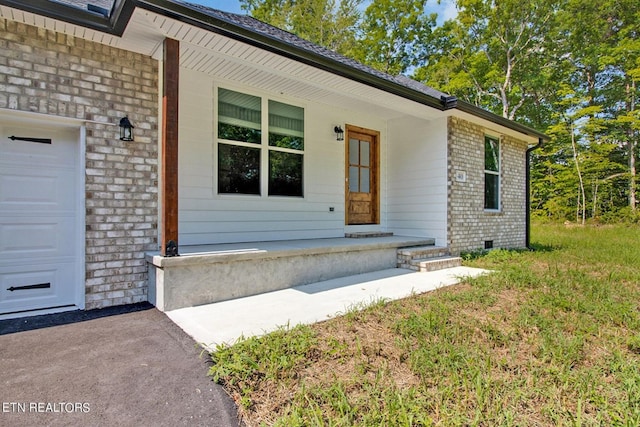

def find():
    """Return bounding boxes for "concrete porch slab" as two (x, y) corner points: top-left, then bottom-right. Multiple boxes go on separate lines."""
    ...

(167, 266), (488, 350)
(148, 235), (437, 311)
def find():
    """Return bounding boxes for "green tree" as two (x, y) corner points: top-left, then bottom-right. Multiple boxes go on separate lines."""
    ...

(555, 0), (640, 214)
(240, 0), (361, 56)
(353, 0), (436, 75)
(597, 5), (640, 211)
(524, 0), (639, 222)
(415, 0), (560, 122)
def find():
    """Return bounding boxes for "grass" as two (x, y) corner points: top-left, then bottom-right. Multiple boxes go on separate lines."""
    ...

(209, 224), (640, 426)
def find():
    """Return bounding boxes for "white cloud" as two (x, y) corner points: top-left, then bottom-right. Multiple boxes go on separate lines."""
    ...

(439, 0), (459, 22)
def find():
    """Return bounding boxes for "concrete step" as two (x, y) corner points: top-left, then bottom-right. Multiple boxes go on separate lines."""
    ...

(345, 231), (394, 238)
(410, 256), (463, 272)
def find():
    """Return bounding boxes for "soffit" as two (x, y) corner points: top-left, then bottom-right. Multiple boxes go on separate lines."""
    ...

(448, 109), (540, 145)
(132, 9), (443, 121)
(0, 3), (121, 45)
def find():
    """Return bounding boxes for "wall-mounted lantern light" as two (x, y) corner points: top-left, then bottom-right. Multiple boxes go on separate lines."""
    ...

(334, 125), (344, 141)
(119, 116), (134, 141)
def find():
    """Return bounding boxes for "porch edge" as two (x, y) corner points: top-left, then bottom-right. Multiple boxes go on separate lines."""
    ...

(146, 237), (435, 268)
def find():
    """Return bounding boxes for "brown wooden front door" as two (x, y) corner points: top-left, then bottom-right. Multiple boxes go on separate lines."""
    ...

(345, 125), (379, 225)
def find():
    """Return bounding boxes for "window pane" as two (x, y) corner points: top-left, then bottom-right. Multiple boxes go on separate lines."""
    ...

(484, 173), (499, 209)
(349, 139), (359, 165)
(269, 151), (303, 197)
(218, 88), (261, 144)
(360, 167), (370, 193)
(349, 166), (359, 192)
(485, 137), (499, 172)
(268, 133), (304, 150)
(219, 123), (261, 144)
(361, 141), (370, 166)
(269, 100), (304, 150)
(218, 143), (260, 194)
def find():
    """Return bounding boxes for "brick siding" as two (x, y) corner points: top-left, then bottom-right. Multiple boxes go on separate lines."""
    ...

(0, 18), (159, 309)
(447, 116), (527, 254)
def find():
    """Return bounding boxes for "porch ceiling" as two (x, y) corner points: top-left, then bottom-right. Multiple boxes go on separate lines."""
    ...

(130, 9), (443, 121)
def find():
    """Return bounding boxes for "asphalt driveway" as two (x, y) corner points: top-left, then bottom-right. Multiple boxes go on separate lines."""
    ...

(0, 303), (241, 426)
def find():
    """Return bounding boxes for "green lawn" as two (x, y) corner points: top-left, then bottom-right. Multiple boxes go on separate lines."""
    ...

(209, 224), (640, 426)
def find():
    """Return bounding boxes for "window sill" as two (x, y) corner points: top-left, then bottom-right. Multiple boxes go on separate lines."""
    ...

(216, 193), (306, 201)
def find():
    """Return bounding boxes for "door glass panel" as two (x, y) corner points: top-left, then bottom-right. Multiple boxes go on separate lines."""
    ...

(361, 141), (370, 166)
(349, 139), (359, 165)
(349, 166), (359, 192)
(360, 168), (370, 192)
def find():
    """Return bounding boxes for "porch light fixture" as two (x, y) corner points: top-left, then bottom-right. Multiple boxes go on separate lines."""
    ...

(334, 125), (344, 141)
(119, 116), (134, 141)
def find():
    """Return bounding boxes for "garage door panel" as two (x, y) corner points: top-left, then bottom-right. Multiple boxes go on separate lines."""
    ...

(0, 168), (76, 211)
(0, 217), (75, 258)
(0, 263), (76, 314)
(0, 127), (76, 168)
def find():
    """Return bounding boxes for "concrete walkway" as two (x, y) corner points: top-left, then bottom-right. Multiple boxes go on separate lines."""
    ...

(168, 266), (487, 350)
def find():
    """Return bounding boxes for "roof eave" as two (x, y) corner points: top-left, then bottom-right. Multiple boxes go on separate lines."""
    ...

(455, 100), (550, 142)
(133, 1), (552, 140)
(136, 0), (451, 111)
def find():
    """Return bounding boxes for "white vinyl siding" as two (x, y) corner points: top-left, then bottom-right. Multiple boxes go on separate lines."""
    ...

(178, 70), (471, 246)
(387, 116), (448, 246)
(178, 69), (390, 245)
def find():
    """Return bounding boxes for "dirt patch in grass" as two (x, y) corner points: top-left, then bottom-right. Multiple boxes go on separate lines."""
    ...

(228, 302), (425, 426)
(310, 308), (421, 388)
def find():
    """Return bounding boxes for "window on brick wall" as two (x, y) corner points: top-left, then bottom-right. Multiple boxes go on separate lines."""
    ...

(484, 135), (500, 210)
(217, 87), (304, 197)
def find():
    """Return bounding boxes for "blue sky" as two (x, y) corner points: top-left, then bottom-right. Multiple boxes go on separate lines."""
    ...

(188, 0), (458, 25)
(189, 0), (244, 14)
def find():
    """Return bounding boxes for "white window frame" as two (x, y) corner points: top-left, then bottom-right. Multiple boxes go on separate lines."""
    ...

(214, 85), (305, 198)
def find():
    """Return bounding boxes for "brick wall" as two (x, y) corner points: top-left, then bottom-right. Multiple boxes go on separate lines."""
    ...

(447, 116), (527, 254)
(0, 19), (159, 309)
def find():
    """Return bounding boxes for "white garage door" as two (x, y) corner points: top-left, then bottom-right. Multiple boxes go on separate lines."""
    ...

(0, 119), (81, 318)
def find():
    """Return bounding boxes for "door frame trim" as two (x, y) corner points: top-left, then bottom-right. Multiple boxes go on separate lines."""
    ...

(344, 124), (380, 225)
